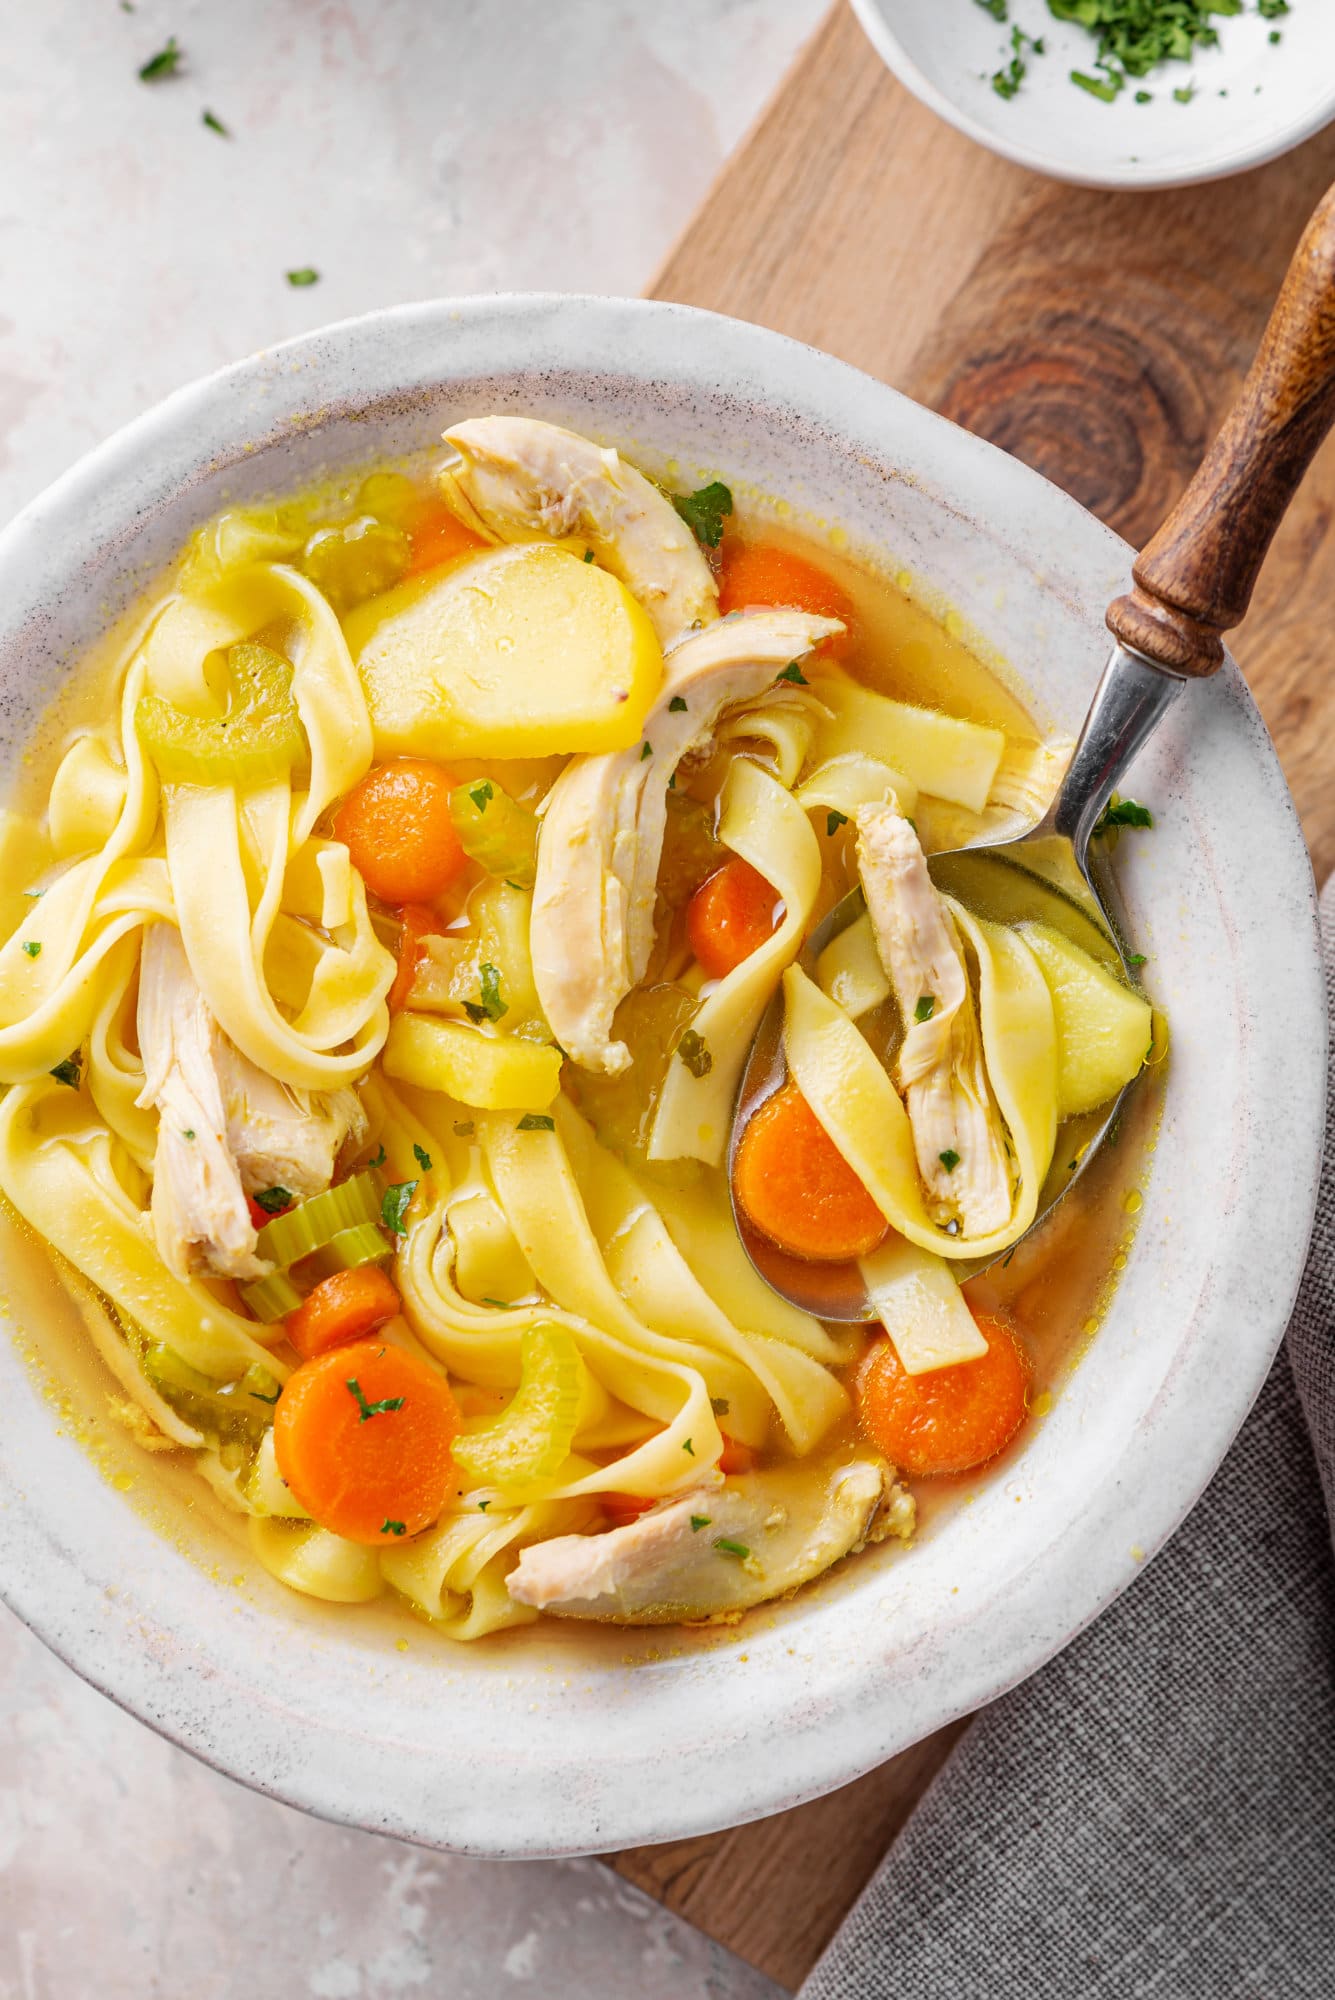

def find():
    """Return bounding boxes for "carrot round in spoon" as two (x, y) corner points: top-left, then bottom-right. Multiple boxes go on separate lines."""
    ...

(732, 1080), (888, 1263)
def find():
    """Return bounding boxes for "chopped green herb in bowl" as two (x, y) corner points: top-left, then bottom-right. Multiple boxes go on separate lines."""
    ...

(849, 0), (1329, 190)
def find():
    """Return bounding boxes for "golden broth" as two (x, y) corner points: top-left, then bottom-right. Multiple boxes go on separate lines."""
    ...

(0, 444), (1155, 1639)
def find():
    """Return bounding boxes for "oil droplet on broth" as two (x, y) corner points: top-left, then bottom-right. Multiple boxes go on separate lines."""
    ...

(1123, 1189), (1144, 1216)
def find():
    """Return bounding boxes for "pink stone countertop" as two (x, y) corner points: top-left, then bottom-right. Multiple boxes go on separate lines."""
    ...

(0, 3), (822, 1993)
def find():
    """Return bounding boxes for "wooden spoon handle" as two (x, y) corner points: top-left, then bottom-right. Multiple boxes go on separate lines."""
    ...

(1107, 180), (1335, 678)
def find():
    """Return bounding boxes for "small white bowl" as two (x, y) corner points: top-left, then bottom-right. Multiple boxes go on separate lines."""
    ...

(0, 296), (1324, 1855)
(850, 0), (1335, 190)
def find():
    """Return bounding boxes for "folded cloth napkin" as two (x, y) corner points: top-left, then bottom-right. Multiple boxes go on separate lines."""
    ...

(802, 876), (1335, 2000)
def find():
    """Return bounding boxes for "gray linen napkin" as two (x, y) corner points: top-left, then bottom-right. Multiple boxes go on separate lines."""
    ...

(802, 875), (1335, 2000)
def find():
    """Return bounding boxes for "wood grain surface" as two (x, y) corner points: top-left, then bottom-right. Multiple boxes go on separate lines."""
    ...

(611, 5), (1335, 1987)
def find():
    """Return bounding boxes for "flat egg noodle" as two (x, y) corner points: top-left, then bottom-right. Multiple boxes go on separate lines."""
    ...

(782, 902), (1057, 1260)
(650, 757), (821, 1165)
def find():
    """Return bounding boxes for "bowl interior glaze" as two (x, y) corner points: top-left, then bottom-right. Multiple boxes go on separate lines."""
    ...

(0, 296), (1323, 1855)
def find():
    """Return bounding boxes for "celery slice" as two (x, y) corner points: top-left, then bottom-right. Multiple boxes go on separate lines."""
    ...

(295, 1222), (394, 1283)
(452, 1323), (586, 1486)
(301, 516), (411, 613)
(255, 1169), (383, 1269)
(143, 1346), (281, 1446)
(136, 642), (307, 786)
(449, 779), (539, 888)
(240, 1269), (306, 1323)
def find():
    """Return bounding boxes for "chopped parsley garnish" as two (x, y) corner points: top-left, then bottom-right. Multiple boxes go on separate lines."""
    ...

(412, 1143), (433, 1174)
(367, 1144), (387, 1169)
(774, 661), (808, 685)
(381, 1519), (407, 1536)
(710, 1396), (730, 1416)
(683, 1437), (695, 1456)
(672, 480), (733, 549)
(1126, 951), (1147, 968)
(286, 268), (320, 288)
(1094, 795), (1154, 835)
(583, 547), (596, 562)
(249, 1384), (282, 1405)
(1073, 65), (1123, 100)
(468, 779), (494, 812)
(183, 1129), (196, 1141)
(939, 1149), (961, 1172)
(471, 962), (507, 1022)
(380, 1181), (417, 1234)
(517, 1113), (555, 1132)
(714, 1537), (750, 1560)
(453, 1120), (475, 1137)
(138, 36), (182, 82)
(346, 1377), (406, 1422)
(202, 109), (229, 137)
(668, 696), (688, 714)
(914, 994), (937, 1023)
(640, 741), (653, 760)
(477, 1499), (491, 1512)
(21, 941), (40, 958)
(252, 1185), (294, 1215)
(675, 1028), (713, 1078)
(993, 22), (1045, 98)
(21, 888), (43, 898)
(690, 1515), (712, 1532)
(826, 809), (849, 836)
(983, 1), (1277, 105)
(481, 1296), (512, 1310)
(50, 1054), (82, 1089)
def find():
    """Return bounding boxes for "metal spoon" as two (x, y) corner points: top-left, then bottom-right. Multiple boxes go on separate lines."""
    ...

(729, 178), (1335, 1321)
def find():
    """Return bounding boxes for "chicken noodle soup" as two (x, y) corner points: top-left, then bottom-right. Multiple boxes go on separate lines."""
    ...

(0, 417), (1155, 1636)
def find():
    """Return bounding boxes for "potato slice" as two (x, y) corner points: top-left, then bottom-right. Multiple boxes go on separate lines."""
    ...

(348, 542), (663, 759)
(1019, 922), (1151, 1119)
(383, 1012), (562, 1111)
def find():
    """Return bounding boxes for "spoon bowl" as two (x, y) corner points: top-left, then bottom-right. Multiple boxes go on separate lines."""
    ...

(729, 645), (1183, 1318)
(729, 177), (1335, 1324)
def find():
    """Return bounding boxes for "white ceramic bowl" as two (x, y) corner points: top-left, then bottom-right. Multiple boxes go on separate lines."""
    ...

(850, 0), (1335, 191)
(0, 298), (1323, 1855)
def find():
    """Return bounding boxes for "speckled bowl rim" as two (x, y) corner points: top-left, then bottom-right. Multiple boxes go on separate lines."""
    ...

(0, 295), (1324, 1857)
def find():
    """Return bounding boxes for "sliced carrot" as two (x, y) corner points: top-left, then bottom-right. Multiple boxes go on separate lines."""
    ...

(286, 1267), (402, 1362)
(856, 1312), (1029, 1477)
(733, 1080), (888, 1264)
(388, 901), (438, 1014)
(718, 542), (854, 656)
(334, 759), (466, 905)
(405, 500), (487, 577)
(273, 1338), (460, 1544)
(602, 1493), (655, 1530)
(686, 858), (782, 980)
(717, 1434), (756, 1477)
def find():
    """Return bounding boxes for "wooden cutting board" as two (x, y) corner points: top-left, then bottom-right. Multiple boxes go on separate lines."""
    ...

(610, 6), (1335, 1988)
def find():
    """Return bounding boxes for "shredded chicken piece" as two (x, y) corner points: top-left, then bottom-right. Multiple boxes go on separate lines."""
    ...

(507, 1456), (905, 1624)
(530, 609), (841, 1073)
(135, 924), (366, 1281)
(855, 803), (1012, 1236)
(439, 415), (719, 646)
